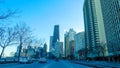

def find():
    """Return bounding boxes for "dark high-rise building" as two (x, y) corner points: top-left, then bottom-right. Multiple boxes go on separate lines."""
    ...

(83, 0), (120, 61)
(52, 25), (60, 48)
(100, 0), (120, 57)
(83, 0), (108, 58)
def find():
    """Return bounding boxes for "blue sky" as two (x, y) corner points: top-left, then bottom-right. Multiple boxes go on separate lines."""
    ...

(0, 0), (84, 57)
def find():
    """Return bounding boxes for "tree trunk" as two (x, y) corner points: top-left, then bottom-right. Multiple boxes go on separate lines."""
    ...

(0, 47), (5, 59)
(108, 57), (110, 62)
(18, 43), (22, 61)
(25, 50), (27, 57)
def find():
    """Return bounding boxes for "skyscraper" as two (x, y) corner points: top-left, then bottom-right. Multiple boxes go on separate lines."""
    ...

(54, 41), (63, 58)
(64, 29), (76, 58)
(52, 25), (60, 48)
(43, 43), (47, 57)
(100, 0), (120, 59)
(49, 36), (53, 52)
(43, 43), (47, 53)
(74, 32), (85, 59)
(64, 32), (69, 58)
(83, 0), (108, 58)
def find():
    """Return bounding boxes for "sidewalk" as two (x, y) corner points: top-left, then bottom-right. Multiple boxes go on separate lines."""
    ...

(71, 60), (120, 68)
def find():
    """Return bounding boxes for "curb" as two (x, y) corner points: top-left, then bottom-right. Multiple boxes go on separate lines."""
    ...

(71, 61), (119, 68)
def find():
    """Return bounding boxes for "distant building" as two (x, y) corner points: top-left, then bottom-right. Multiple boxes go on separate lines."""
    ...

(52, 25), (60, 48)
(69, 40), (74, 59)
(35, 47), (43, 58)
(64, 29), (76, 58)
(20, 48), (26, 57)
(64, 32), (69, 58)
(43, 43), (47, 57)
(38, 47), (44, 57)
(18, 46), (35, 58)
(27, 46), (35, 58)
(60, 42), (64, 58)
(74, 32), (85, 59)
(49, 36), (53, 52)
(54, 41), (63, 58)
(15, 46), (21, 57)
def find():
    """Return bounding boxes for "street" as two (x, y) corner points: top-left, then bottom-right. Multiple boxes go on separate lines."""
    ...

(0, 60), (91, 68)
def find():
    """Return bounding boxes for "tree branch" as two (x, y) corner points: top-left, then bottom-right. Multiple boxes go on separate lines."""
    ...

(0, 9), (18, 20)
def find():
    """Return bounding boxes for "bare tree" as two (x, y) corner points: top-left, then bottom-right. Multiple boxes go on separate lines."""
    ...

(14, 22), (31, 61)
(0, 9), (18, 20)
(0, 9), (18, 59)
(32, 38), (45, 58)
(0, 0), (19, 59)
(24, 37), (33, 57)
(0, 0), (18, 20)
(32, 38), (45, 47)
(0, 27), (17, 59)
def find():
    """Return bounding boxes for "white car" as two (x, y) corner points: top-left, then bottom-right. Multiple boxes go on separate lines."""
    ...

(38, 57), (47, 63)
(19, 57), (33, 64)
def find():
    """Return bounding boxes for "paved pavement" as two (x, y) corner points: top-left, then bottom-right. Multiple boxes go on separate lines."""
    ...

(0, 60), (91, 68)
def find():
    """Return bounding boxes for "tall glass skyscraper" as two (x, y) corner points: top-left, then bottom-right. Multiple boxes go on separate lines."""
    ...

(84, 0), (120, 60)
(100, 0), (120, 56)
(52, 25), (60, 48)
(83, 0), (108, 58)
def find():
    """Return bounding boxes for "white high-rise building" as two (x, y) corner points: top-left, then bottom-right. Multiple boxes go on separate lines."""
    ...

(54, 41), (63, 58)
(83, 0), (108, 58)
(64, 28), (76, 58)
(74, 32), (85, 59)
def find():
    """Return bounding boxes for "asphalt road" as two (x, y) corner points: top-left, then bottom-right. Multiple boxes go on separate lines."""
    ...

(0, 60), (91, 68)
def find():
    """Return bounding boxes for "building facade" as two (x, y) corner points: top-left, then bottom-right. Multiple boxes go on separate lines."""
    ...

(52, 25), (60, 48)
(64, 32), (69, 58)
(69, 40), (74, 59)
(83, 0), (108, 58)
(43, 43), (47, 57)
(27, 46), (35, 58)
(74, 32), (85, 59)
(100, 0), (120, 57)
(54, 41), (63, 58)
(49, 36), (53, 52)
(64, 29), (76, 58)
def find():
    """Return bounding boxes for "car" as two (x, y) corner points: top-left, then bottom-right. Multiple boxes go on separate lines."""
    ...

(38, 57), (47, 63)
(19, 57), (33, 64)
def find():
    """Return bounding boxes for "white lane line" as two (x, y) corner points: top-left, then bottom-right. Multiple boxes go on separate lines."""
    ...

(42, 62), (55, 68)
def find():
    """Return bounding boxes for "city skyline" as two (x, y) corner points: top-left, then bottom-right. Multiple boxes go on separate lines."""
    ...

(0, 0), (84, 57)
(0, 0), (120, 67)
